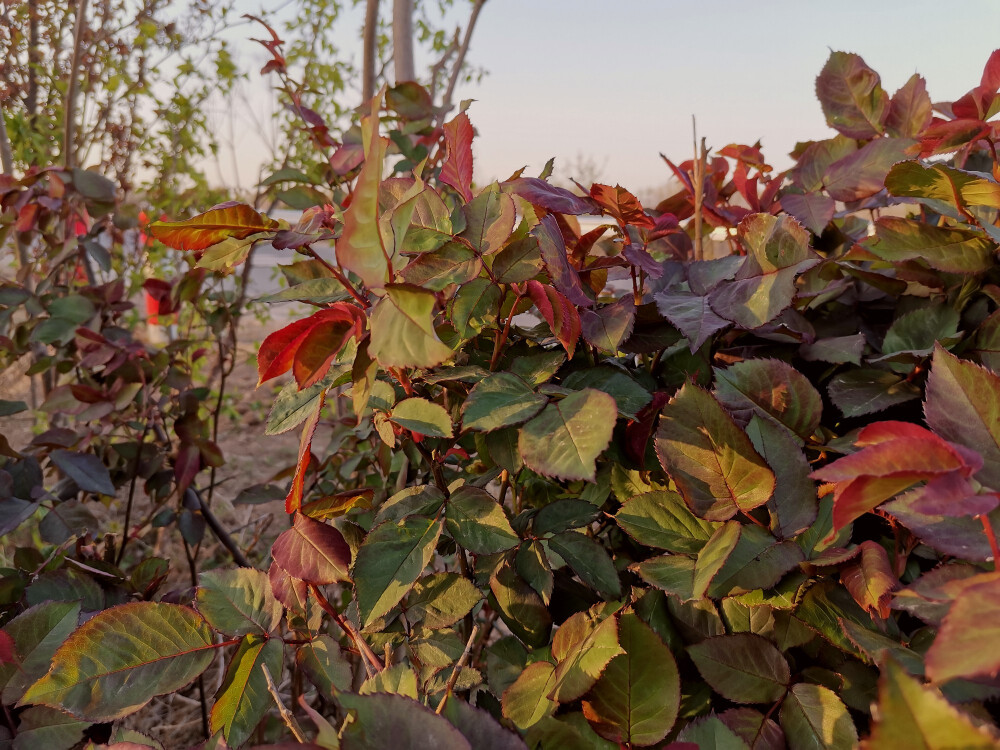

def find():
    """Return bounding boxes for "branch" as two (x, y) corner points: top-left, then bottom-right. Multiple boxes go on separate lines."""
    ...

(392, 0), (415, 83)
(439, 0), (486, 121)
(262, 662), (307, 743)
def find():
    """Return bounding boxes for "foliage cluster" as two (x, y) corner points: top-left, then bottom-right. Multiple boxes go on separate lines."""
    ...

(3, 41), (1000, 750)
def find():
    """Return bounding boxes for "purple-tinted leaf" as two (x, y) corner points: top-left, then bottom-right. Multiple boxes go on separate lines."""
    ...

(823, 137), (915, 202)
(746, 415), (818, 538)
(719, 708), (785, 750)
(581, 295), (635, 353)
(338, 692), (473, 749)
(815, 51), (889, 138)
(925, 346), (1000, 488)
(714, 358), (822, 440)
(532, 214), (593, 307)
(271, 513), (351, 585)
(708, 214), (820, 330)
(886, 74), (933, 138)
(688, 634), (790, 704)
(622, 242), (663, 278)
(780, 192), (835, 235)
(905, 471), (1000, 518)
(656, 290), (730, 352)
(506, 177), (596, 215)
(49, 450), (115, 496)
(884, 496), (1000, 562)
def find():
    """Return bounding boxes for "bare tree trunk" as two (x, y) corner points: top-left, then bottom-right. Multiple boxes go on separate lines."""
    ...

(392, 0), (414, 84)
(63, 0), (89, 169)
(0, 109), (13, 175)
(26, 0), (40, 130)
(362, 0), (379, 103)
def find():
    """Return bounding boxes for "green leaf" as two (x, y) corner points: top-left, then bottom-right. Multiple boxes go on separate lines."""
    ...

(688, 633), (790, 704)
(389, 397), (453, 438)
(49, 450), (115, 496)
(370, 284), (454, 369)
(462, 182), (516, 255)
(632, 555), (696, 600)
(492, 235), (543, 283)
(924, 346), (1000, 488)
(462, 372), (547, 432)
(451, 278), (501, 339)
(562, 367), (652, 420)
(406, 573), (482, 629)
(271, 513), (352, 585)
(714, 358), (822, 440)
(882, 306), (960, 361)
(655, 382), (775, 521)
(360, 663), (419, 697)
(265, 367), (340, 436)
(0, 601), (81, 704)
(374, 484), (445, 524)
(258, 278), (351, 305)
(827, 368), (920, 418)
(582, 613), (680, 746)
(550, 611), (623, 702)
(615, 490), (718, 554)
(296, 634), (353, 696)
(399, 242), (481, 290)
(693, 521), (741, 599)
(518, 389), (617, 482)
(708, 214), (820, 329)
(209, 635), (282, 749)
(337, 691), (472, 749)
(441, 697), (529, 750)
(677, 715), (751, 749)
(779, 684), (857, 750)
(0, 399), (28, 417)
(815, 51), (888, 138)
(870, 217), (995, 274)
(535, 499), (601, 535)
(709, 522), (804, 597)
(885, 160), (1000, 212)
(10, 706), (88, 750)
(746, 415), (818, 538)
(336, 104), (391, 288)
(515, 541), (554, 604)
(863, 660), (998, 749)
(354, 516), (442, 625)
(445, 486), (519, 554)
(548, 531), (622, 599)
(502, 660), (558, 730)
(196, 567), (282, 637)
(490, 559), (552, 648)
(20, 602), (214, 721)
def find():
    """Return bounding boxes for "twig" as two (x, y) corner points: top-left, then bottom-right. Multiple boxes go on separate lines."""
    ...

(435, 624), (479, 714)
(439, 0), (486, 121)
(691, 116), (706, 262)
(309, 584), (385, 676)
(116, 420), (150, 565)
(262, 662), (307, 743)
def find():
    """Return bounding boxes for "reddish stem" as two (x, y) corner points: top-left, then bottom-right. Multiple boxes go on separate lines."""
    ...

(309, 583), (385, 675)
(980, 514), (1000, 570)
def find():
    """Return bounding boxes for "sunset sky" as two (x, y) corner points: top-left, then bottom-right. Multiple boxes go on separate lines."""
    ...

(227, 0), (1000, 197)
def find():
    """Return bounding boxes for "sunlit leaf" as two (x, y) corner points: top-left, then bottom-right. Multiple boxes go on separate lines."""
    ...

(196, 568), (282, 637)
(209, 635), (282, 748)
(518, 389), (617, 482)
(445, 486), (519, 554)
(149, 203), (278, 251)
(369, 284), (453, 369)
(815, 51), (888, 138)
(714, 358), (822, 440)
(779, 683), (857, 750)
(21, 602), (214, 721)
(655, 383), (775, 521)
(440, 112), (475, 203)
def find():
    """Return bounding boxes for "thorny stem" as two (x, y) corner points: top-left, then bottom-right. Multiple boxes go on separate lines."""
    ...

(309, 584), (385, 676)
(691, 118), (706, 262)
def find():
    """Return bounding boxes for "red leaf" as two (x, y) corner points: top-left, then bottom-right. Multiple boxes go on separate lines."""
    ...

(142, 278), (179, 315)
(148, 203), (279, 251)
(506, 177), (596, 215)
(439, 112), (474, 203)
(271, 511), (351, 584)
(919, 118), (992, 157)
(841, 540), (897, 619)
(285, 392), (325, 514)
(174, 442), (201, 494)
(526, 280), (581, 359)
(904, 471), (1000, 518)
(589, 183), (655, 229)
(15, 203), (39, 232)
(811, 423), (977, 530)
(533, 214), (593, 307)
(257, 303), (365, 386)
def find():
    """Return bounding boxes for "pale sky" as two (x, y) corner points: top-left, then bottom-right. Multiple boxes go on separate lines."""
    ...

(224, 0), (1000, 198)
